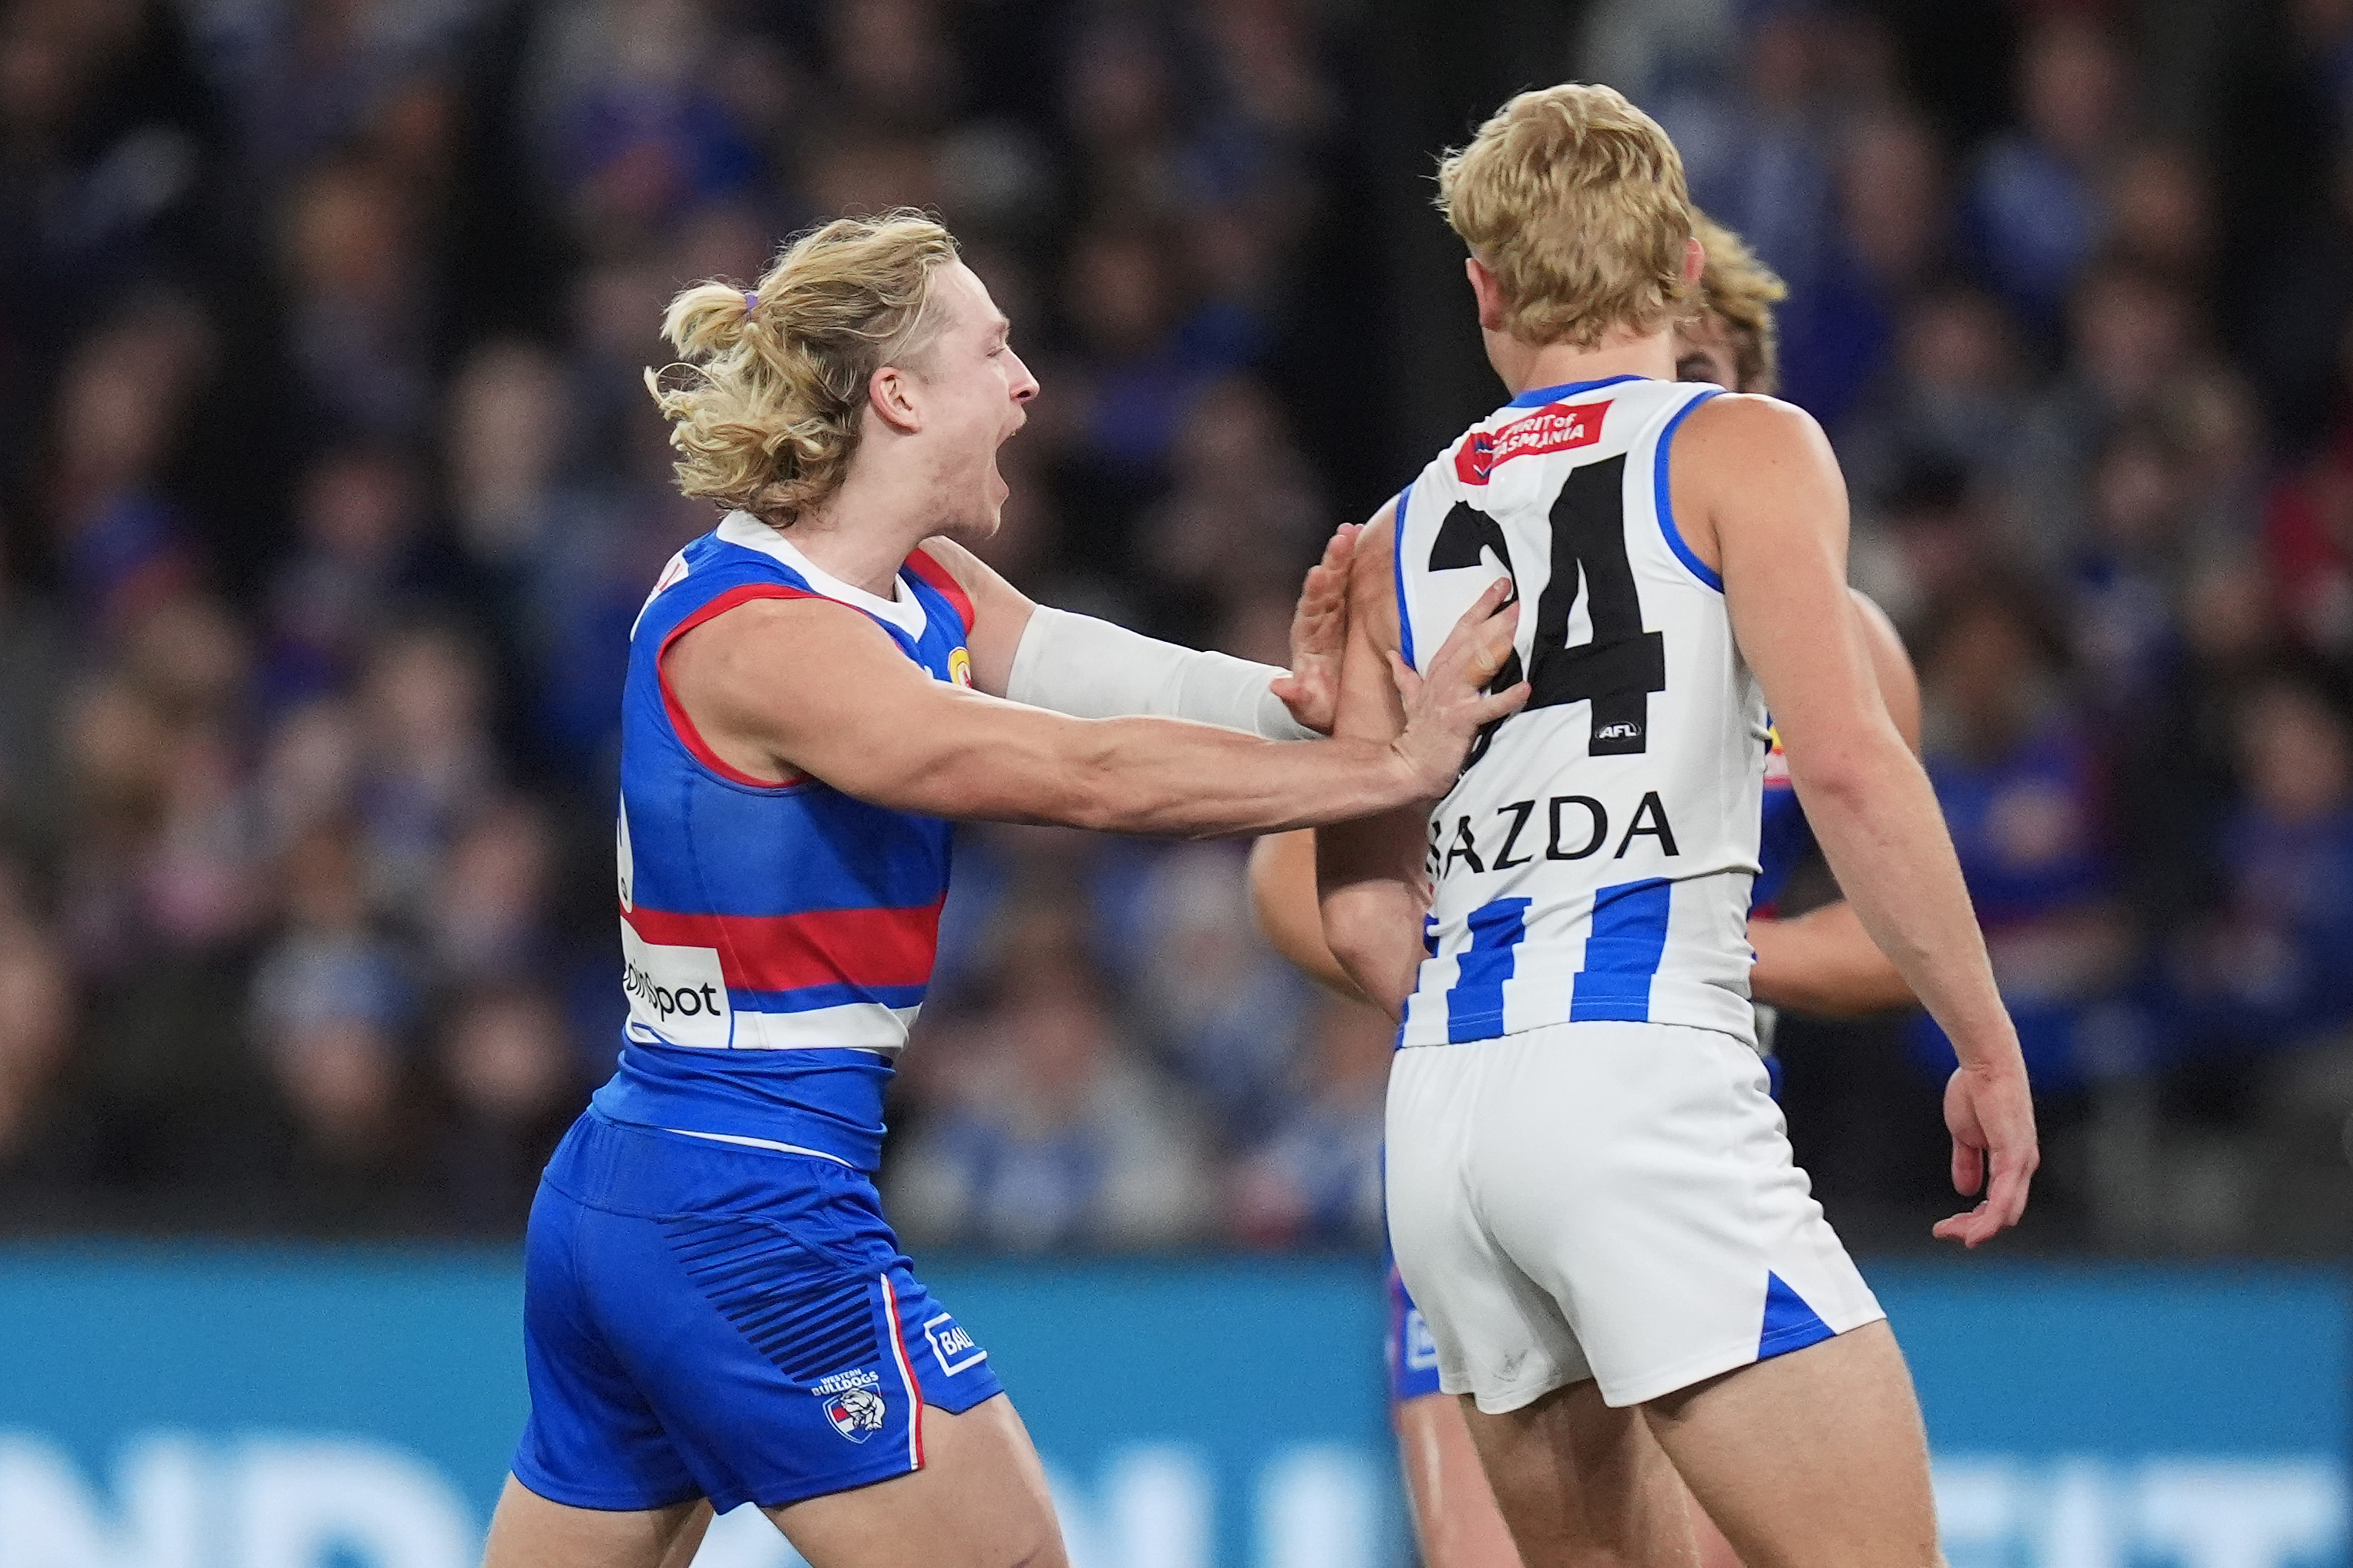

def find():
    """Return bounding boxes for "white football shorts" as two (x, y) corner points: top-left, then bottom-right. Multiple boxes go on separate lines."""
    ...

(1386, 1019), (1884, 1412)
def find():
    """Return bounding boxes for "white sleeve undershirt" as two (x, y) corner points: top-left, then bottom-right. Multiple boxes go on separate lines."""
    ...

(1004, 606), (1318, 741)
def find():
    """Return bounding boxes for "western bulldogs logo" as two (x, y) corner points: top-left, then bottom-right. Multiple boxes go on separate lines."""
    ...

(823, 1386), (886, 1442)
(813, 1368), (887, 1443)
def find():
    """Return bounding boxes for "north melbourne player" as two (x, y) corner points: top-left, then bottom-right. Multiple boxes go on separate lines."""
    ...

(1316, 86), (2036, 1566)
(1249, 210), (1924, 1568)
(480, 212), (1525, 1568)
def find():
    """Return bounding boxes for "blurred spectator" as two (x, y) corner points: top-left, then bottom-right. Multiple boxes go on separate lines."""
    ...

(43, 299), (213, 641)
(425, 797), (553, 986)
(1229, 995), (1391, 1249)
(2167, 673), (2353, 1063)
(258, 444), (445, 707)
(2265, 370), (2353, 666)
(353, 619), (499, 921)
(432, 983), (581, 1229)
(0, 868), (74, 1170)
(889, 949), (1212, 1252)
(0, 0), (216, 409)
(275, 154), (438, 441)
(1913, 585), (2133, 1090)
(1777, 109), (1950, 425)
(247, 818), (417, 1214)
(1139, 376), (1326, 639)
(2013, 255), (2202, 566)
(1122, 841), (1314, 1143)
(1965, 12), (2129, 328)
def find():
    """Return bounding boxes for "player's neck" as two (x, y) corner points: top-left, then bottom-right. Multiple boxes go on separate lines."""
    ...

(792, 458), (943, 600)
(1487, 326), (1676, 401)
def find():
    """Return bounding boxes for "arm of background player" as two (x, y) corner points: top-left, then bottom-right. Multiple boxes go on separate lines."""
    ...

(1248, 831), (1372, 1003)
(919, 532), (1353, 735)
(1316, 508), (1456, 1017)
(662, 585), (1524, 840)
(1746, 589), (1923, 1016)
(1684, 395), (2035, 1245)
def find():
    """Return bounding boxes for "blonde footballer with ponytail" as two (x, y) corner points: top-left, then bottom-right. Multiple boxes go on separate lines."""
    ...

(646, 210), (959, 526)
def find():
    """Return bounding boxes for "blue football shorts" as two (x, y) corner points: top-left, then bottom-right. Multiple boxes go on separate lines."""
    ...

(513, 1110), (1003, 1513)
(1386, 1251), (1444, 1405)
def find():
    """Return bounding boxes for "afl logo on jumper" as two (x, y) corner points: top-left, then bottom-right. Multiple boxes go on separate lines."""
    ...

(949, 646), (973, 687)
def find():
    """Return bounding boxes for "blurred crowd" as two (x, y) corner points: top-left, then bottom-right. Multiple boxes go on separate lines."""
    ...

(0, 0), (1378, 1241)
(1602, 0), (2353, 1252)
(0, 0), (2347, 1254)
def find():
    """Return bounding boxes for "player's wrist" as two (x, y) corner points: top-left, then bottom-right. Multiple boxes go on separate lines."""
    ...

(1948, 1028), (2027, 1079)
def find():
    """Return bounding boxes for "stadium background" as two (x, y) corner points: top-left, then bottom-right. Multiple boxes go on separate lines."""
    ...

(0, 0), (2346, 1563)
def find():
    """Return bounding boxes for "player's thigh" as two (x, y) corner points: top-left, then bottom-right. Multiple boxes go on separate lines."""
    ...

(481, 1476), (711, 1568)
(1459, 1383), (1696, 1568)
(1640, 1320), (1937, 1568)
(1396, 1391), (1524, 1568)
(1692, 1507), (1746, 1568)
(768, 1395), (1066, 1568)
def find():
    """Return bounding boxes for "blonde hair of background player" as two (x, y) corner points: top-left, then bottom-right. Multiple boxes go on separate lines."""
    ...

(1689, 213), (1787, 394)
(646, 210), (958, 525)
(1437, 82), (1697, 349)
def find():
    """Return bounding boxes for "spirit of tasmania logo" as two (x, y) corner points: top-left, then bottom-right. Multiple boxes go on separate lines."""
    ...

(1454, 400), (1611, 485)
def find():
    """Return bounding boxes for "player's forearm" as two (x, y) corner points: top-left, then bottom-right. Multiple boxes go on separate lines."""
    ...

(1788, 738), (2016, 1061)
(1316, 808), (1430, 1016)
(1747, 903), (1914, 1017)
(1036, 717), (1425, 838)
(1249, 832), (1371, 1002)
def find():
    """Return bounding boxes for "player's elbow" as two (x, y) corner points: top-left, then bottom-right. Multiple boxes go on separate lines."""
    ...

(1319, 909), (1414, 1019)
(1781, 727), (1901, 820)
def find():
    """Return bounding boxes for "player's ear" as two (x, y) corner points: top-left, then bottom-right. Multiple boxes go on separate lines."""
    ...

(868, 364), (923, 435)
(1682, 235), (1705, 287)
(1466, 256), (1508, 333)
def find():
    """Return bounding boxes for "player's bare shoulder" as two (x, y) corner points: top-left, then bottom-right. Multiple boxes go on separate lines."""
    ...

(1670, 391), (1847, 569)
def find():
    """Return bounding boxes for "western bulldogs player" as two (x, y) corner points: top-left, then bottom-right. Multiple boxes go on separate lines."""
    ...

(1248, 213), (1922, 1568)
(480, 213), (1526, 1568)
(1316, 87), (2036, 1567)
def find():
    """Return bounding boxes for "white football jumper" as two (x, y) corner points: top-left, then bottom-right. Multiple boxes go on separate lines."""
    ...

(1391, 374), (1765, 1047)
(1381, 374), (1882, 1411)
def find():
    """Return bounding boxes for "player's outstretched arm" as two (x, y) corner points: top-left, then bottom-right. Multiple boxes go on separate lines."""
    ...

(919, 528), (1358, 737)
(661, 584), (1525, 841)
(1746, 590), (1921, 1017)
(1316, 510), (1447, 1016)
(1684, 395), (2035, 1246)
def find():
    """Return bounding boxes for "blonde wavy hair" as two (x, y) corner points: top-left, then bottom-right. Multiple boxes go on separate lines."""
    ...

(1694, 212), (1787, 394)
(1437, 83), (1696, 348)
(645, 210), (960, 525)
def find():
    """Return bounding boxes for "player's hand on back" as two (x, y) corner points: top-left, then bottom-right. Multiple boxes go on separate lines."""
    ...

(1269, 524), (1361, 735)
(1932, 1058), (2039, 1247)
(1384, 576), (1528, 798)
